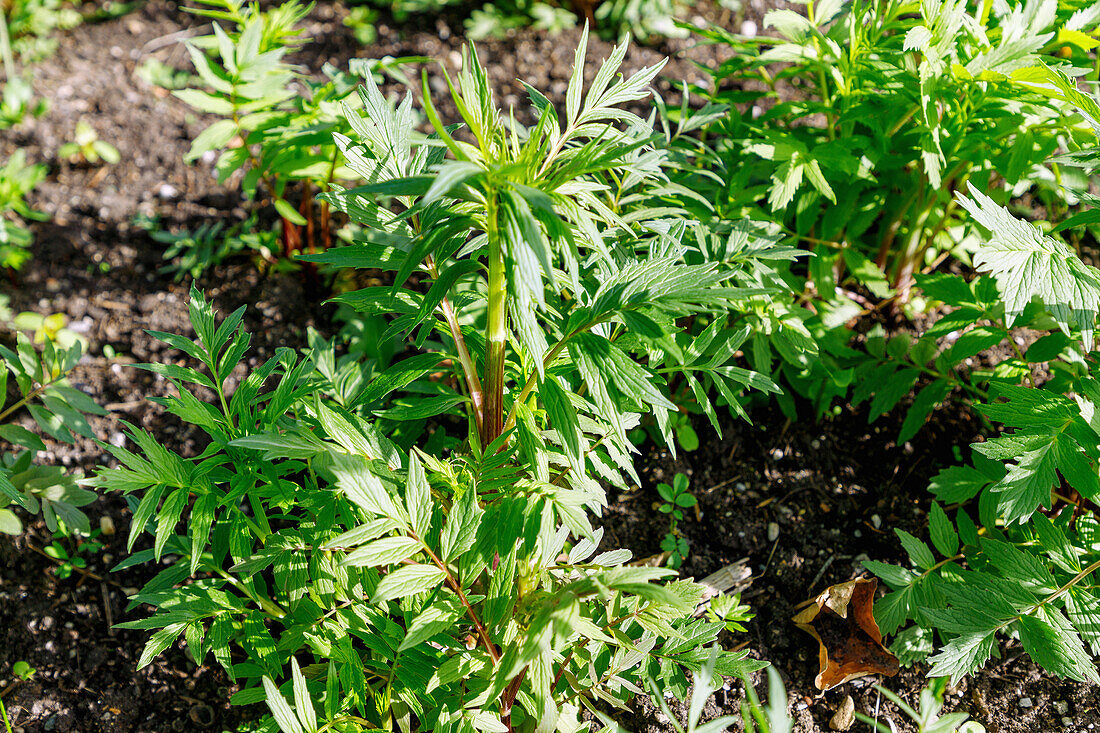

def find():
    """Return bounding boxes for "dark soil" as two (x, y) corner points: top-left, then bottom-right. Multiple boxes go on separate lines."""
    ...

(0, 1), (1095, 732)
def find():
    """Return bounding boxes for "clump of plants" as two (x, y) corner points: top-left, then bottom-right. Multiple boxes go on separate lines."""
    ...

(675, 0), (1099, 420)
(865, 64), (1100, 686)
(0, 303), (98, 536)
(171, 0), (426, 273)
(95, 33), (780, 732)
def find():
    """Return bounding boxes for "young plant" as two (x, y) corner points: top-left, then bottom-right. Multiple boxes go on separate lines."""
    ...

(0, 149), (46, 271)
(175, 0), (422, 262)
(98, 33), (778, 733)
(738, 666), (792, 733)
(657, 472), (696, 569)
(0, 306), (98, 536)
(58, 119), (120, 165)
(857, 680), (973, 733)
(11, 660), (35, 681)
(42, 523), (105, 578)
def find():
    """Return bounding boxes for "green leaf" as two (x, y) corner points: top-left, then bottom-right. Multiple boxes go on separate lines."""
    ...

(928, 466), (991, 504)
(405, 451), (432, 539)
(895, 529), (935, 570)
(275, 198), (307, 226)
(928, 502), (958, 557)
(958, 183), (1100, 349)
(440, 484), (483, 562)
(154, 488), (189, 561)
(341, 536), (421, 568)
(899, 380), (951, 444)
(371, 564), (447, 603)
(1018, 606), (1100, 684)
(291, 657), (318, 733)
(137, 622), (186, 669)
(329, 453), (406, 525)
(263, 676), (305, 733)
(399, 597), (465, 651)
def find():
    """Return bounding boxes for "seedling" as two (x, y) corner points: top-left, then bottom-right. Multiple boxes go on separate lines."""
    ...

(11, 661), (35, 681)
(59, 119), (120, 165)
(657, 473), (697, 569)
(42, 525), (104, 579)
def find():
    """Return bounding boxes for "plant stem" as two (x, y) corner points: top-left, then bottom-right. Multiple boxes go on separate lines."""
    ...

(426, 254), (484, 438)
(502, 335), (573, 434)
(500, 668), (527, 732)
(0, 695), (11, 733)
(482, 197), (507, 445)
(415, 539), (500, 664)
(0, 5), (14, 85)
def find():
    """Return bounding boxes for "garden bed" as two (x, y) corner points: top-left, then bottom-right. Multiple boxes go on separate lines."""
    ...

(1, 2), (1098, 731)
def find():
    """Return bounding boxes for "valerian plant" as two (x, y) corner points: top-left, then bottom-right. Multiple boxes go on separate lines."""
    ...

(95, 35), (776, 733)
(866, 64), (1100, 686)
(675, 0), (1100, 423)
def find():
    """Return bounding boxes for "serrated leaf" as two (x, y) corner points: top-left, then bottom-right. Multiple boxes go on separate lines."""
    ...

(371, 564), (446, 603)
(928, 502), (959, 557)
(896, 529), (936, 570)
(959, 183), (1100, 349)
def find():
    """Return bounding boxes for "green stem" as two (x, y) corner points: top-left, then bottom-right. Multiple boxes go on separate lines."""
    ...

(427, 254), (484, 438)
(0, 361), (70, 423)
(482, 196), (507, 445)
(0, 6), (14, 84)
(213, 566), (287, 618)
(995, 557), (1100, 634)
(502, 335), (572, 434)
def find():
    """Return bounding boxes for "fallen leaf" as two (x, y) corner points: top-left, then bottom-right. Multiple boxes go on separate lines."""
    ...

(793, 577), (899, 691)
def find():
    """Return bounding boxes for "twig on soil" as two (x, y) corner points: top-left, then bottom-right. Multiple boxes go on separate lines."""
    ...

(700, 476), (742, 495)
(0, 680), (19, 702)
(103, 399), (146, 411)
(102, 582), (115, 635)
(140, 25), (212, 54)
(809, 555), (837, 591)
(759, 536), (781, 578)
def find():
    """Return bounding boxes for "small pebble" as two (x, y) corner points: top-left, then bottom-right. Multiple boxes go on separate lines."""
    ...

(767, 522), (780, 542)
(158, 184), (179, 200)
(741, 19), (758, 37)
(829, 695), (855, 731)
(871, 514), (882, 529)
(1054, 701), (1069, 715)
(854, 529), (862, 538)
(770, 448), (784, 460)
(1018, 697), (1032, 708)
(100, 516), (116, 536)
(735, 482), (747, 491)
(810, 438), (821, 449)
(1064, 718), (1074, 727)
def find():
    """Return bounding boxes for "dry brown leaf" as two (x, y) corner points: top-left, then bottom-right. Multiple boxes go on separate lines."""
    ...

(792, 577), (899, 691)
